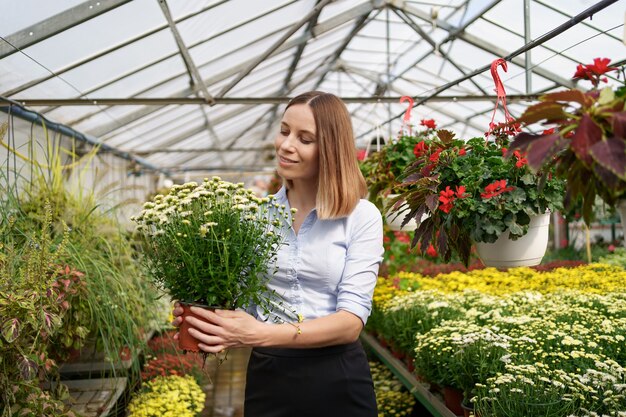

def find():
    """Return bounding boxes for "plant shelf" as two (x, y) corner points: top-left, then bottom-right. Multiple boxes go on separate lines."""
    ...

(361, 332), (458, 417)
(44, 377), (127, 417)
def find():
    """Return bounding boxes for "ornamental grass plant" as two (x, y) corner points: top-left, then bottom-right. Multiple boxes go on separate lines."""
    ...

(393, 131), (564, 266)
(132, 177), (293, 311)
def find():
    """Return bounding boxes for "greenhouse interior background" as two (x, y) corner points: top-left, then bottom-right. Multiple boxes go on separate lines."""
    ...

(2, 0), (626, 417)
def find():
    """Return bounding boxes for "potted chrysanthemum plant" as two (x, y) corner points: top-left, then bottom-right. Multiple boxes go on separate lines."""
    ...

(132, 177), (293, 351)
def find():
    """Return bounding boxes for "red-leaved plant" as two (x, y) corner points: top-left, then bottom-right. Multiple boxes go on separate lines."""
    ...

(508, 58), (625, 224)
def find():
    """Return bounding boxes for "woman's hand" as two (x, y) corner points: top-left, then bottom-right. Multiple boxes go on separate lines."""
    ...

(184, 307), (263, 354)
(171, 302), (184, 326)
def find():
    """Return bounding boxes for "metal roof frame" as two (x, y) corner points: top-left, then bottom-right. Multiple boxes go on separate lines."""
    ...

(1, 0), (624, 175)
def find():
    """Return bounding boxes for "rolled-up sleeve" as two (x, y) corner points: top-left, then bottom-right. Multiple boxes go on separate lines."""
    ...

(336, 201), (383, 325)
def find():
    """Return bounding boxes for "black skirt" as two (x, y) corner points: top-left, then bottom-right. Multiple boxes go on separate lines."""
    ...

(244, 340), (377, 417)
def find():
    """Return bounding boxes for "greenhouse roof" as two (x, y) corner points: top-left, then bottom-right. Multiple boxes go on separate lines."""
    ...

(1, 0), (624, 176)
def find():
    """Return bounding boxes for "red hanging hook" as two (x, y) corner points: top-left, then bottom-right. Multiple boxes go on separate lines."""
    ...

(400, 96), (414, 136)
(487, 58), (520, 137)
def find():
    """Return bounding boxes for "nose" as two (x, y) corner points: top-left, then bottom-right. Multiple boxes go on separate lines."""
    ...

(276, 132), (296, 152)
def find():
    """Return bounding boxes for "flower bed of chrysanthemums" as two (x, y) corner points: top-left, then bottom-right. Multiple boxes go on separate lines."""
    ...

(366, 264), (626, 417)
(369, 359), (416, 417)
(126, 331), (208, 417)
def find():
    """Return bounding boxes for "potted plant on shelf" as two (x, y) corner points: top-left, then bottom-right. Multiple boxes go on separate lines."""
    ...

(394, 130), (564, 267)
(132, 177), (293, 352)
(359, 119), (439, 231)
(508, 58), (626, 230)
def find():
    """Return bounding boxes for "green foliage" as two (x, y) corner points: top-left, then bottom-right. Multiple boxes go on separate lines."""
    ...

(133, 178), (292, 311)
(0, 201), (77, 416)
(0, 120), (162, 415)
(359, 127), (439, 210)
(396, 133), (564, 266)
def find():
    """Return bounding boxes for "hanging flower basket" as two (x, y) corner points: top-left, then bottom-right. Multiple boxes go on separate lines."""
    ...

(474, 212), (550, 268)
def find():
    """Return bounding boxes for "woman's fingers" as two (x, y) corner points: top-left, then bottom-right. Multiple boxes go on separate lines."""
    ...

(185, 315), (225, 337)
(189, 306), (224, 323)
(198, 342), (226, 354)
(188, 328), (225, 345)
(172, 304), (184, 316)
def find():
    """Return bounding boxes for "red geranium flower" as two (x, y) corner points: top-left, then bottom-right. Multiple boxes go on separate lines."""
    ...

(425, 244), (437, 258)
(513, 150), (528, 168)
(438, 186), (456, 213)
(572, 58), (618, 86)
(458, 147), (466, 156)
(480, 180), (515, 199)
(455, 185), (468, 199)
(420, 119), (437, 129)
(587, 57), (618, 76)
(413, 141), (428, 158)
(429, 148), (442, 163)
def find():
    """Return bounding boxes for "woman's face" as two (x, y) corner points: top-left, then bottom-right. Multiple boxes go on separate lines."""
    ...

(274, 103), (319, 183)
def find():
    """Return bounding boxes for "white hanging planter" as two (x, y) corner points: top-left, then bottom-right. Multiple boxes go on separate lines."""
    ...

(475, 212), (551, 268)
(383, 194), (417, 232)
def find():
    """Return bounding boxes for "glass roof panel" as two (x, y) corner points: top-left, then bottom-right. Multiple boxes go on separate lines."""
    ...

(2, 0), (624, 173)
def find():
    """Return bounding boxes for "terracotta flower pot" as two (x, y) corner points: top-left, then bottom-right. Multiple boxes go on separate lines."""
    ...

(442, 386), (464, 416)
(178, 303), (212, 352)
(461, 398), (478, 417)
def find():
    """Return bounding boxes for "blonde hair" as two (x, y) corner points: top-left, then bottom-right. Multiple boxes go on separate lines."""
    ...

(285, 91), (367, 219)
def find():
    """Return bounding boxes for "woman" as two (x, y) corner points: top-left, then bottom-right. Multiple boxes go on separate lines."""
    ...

(173, 91), (383, 417)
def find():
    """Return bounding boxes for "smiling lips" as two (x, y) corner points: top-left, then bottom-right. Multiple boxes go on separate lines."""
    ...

(279, 155), (298, 164)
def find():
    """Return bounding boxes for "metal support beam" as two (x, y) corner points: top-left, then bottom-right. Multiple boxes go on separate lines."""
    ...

(533, 0), (622, 43)
(312, 10), (380, 90)
(0, 0), (132, 59)
(341, 64), (486, 132)
(257, 0), (327, 153)
(4, 94), (545, 107)
(523, 0), (532, 94)
(110, 104), (257, 150)
(67, 1), (378, 135)
(0, 101), (165, 173)
(2, 0), (232, 98)
(355, 0), (620, 139)
(391, 8), (488, 95)
(217, 0), (334, 97)
(133, 146), (273, 155)
(446, 0), (501, 39)
(157, 0), (215, 105)
(397, 2), (576, 88)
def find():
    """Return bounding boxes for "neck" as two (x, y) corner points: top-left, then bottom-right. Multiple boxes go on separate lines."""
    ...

(286, 179), (318, 212)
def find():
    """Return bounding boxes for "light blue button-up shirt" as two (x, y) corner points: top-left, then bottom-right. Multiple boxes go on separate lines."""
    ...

(251, 186), (384, 325)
